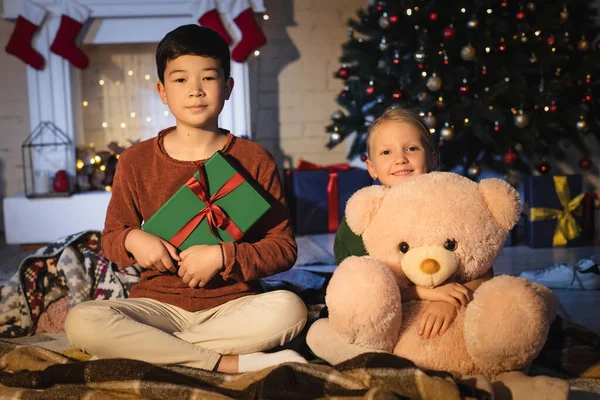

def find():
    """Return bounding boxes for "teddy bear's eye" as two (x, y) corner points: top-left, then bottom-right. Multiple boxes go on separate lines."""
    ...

(399, 242), (410, 253)
(444, 239), (457, 251)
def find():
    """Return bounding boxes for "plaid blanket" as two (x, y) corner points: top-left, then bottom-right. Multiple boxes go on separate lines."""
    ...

(0, 231), (140, 338)
(0, 341), (491, 399)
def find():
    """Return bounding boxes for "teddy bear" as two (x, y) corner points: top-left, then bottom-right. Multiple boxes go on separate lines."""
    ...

(307, 172), (558, 376)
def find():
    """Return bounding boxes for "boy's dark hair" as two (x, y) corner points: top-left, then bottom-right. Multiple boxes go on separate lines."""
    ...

(156, 25), (231, 83)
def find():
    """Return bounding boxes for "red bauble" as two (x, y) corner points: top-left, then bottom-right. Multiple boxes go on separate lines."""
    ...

(536, 161), (551, 175)
(337, 66), (350, 79)
(417, 63), (424, 69)
(583, 94), (593, 103)
(360, 154), (368, 162)
(53, 170), (69, 193)
(459, 85), (469, 95)
(443, 27), (455, 40)
(494, 125), (500, 132)
(503, 149), (518, 164)
(339, 89), (348, 98)
(392, 91), (402, 100)
(429, 13), (438, 21)
(579, 155), (592, 170)
(547, 35), (555, 46)
(498, 44), (506, 51)
(366, 85), (375, 95)
(389, 14), (399, 23)
(501, 1), (508, 7)
(550, 102), (557, 112)
(516, 11), (526, 20)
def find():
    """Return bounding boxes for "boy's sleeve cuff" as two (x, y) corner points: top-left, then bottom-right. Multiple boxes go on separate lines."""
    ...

(219, 241), (237, 280)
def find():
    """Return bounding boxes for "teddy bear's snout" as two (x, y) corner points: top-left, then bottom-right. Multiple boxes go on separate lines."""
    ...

(420, 259), (440, 274)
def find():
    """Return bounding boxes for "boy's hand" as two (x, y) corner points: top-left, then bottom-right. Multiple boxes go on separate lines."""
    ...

(419, 301), (458, 339)
(178, 245), (223, 288)
(125, 229), (180, 273)
(427, 282), (473, 308)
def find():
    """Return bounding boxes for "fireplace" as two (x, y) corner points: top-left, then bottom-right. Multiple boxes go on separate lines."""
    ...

(2, 0), (260, 244)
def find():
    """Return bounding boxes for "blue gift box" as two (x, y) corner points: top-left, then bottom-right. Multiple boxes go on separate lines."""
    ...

(523, 175), (584, 248)
(285, 166), (373, 235)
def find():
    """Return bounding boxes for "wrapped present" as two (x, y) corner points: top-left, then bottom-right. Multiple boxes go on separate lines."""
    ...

(142, 151), (271, 250)
(523, 175), (585, 248)
(583, 192), (598, 243)
(285, 160), (373, 235)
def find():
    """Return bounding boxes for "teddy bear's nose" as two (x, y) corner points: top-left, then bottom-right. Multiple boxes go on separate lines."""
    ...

(420, 259), (441, 274)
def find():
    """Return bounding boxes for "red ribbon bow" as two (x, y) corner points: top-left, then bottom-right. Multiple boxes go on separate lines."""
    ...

(296, 160), (351, 233)
(170, 161), (244, 247)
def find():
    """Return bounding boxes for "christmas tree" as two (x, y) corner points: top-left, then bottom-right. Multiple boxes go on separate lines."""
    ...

(326, 0), (599, 178)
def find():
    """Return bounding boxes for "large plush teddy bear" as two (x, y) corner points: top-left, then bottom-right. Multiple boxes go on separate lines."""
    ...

(307, 172), (558, 376)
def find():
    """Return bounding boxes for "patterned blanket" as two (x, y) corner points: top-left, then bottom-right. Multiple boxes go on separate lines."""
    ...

(0, 342), (492, 399)
(0, 231), (140, 338)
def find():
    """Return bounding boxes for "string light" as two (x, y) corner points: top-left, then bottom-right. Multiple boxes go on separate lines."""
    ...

(120, 122), (127, 128)
(254, 50), (260, 56)
(164, 111), (169, 116)
(128, 70), (134, 76)
(102, 122), (108, 128)
(99, 79), (105, 85)
(130, 112), (136, 118)
(263, 14), (269, 20)
(82, 101), (88, 107)
(145, 74), (151, 80)
(146, 117), (152, 122)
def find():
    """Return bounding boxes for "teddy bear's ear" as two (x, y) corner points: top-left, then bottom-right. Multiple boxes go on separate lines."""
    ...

(345, 185), (387, 235)
(478, 178), (521, 231)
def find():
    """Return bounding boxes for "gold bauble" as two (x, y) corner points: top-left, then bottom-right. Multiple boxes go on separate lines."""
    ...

(576, 120), (588, 131)
(578, 38), (590, 51)
(467, 18), (479, 29)
(460, 44), (476, 61)
(514, 112), (530, 128)
(560, 7), (569, 21)
(417, 91), (429, 102)
(426, 75), (442, 91)
(440, 125), (455, 140)
(423, 114), (437, 128)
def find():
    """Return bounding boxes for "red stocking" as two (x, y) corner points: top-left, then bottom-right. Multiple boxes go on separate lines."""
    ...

(50, 0), (90, 69)
(4, 0), (47, 70)
(193, 0), (232, 45)
(231, 7), (266, 63)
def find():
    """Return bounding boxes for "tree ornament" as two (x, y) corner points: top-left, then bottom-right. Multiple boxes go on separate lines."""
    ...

(560, 6), (568, 21)
(579, 155), (592, 170)
(578, 37), (589, 51)
(576, 118), (588, 132)
(379, 37), (389, 51)
(392, 90), (403, 100)
(505, 169), (520, 186)
(426, 75), (442, 91)
(330, 132), (341, 144)
(514, 111), (530, 128)
(550, 101), (557, 112)
(436, 96), (446, 109)
(501, 1), (508, 7)
(440, 123), (455, 140)
(389, 13), (398, 23)
(360, 153), (368, 162)
(529, 53), (537, 63)
(536, 160), (551, 175)
(429, 12), (438, 21)
(516, 10), (526, 20)
(527, 2), (536, 11)
(493, 121), (500, 132)
(379, 14), (390, 29)
(339, 86), (349, 98)
(467, 18), (479, 29)
(417, 91), (428, 102)
(331, 110), (345, 120)
(467, 163), (481, 179)
(336, 65), (350, 79)
(414, 49), (425, 62)
(547, 35), (555, 46)
(460, 44), (476, 61)
(366, 82), (375, 96)
(443, 26), (455, 40)
(423, 113), (437, 128)
(503, 148), (518, 164)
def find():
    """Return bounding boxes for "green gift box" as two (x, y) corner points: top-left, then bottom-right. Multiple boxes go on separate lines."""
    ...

(142, 151), (271, 250)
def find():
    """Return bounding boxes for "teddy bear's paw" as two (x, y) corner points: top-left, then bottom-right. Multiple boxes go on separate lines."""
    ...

(326, 256), (402, 351)
(463, 275), (552, 375)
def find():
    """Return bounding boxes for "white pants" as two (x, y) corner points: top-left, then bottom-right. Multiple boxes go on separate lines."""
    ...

(65, 290), (307, 370)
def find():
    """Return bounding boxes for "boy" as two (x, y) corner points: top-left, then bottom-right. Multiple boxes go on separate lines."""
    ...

(65, 25), (307, 373)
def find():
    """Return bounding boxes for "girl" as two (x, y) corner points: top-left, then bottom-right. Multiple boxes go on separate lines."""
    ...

(334, 108), (494, 341)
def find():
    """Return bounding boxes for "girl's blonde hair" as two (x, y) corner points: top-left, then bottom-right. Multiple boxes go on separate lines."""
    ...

(366, 108), (439, 171)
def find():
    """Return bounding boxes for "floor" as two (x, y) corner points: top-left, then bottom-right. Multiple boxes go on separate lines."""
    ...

(1, 233), (599, 334)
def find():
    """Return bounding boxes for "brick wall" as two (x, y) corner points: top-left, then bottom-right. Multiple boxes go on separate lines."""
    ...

(249, 0), (365, 168)
(0, 19), (31, 230)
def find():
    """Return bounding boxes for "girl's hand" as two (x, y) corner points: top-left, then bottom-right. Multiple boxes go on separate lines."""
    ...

(428, 282), (473, 308)
(419, 301), (458, 339)
(177, 245), (223, 288)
